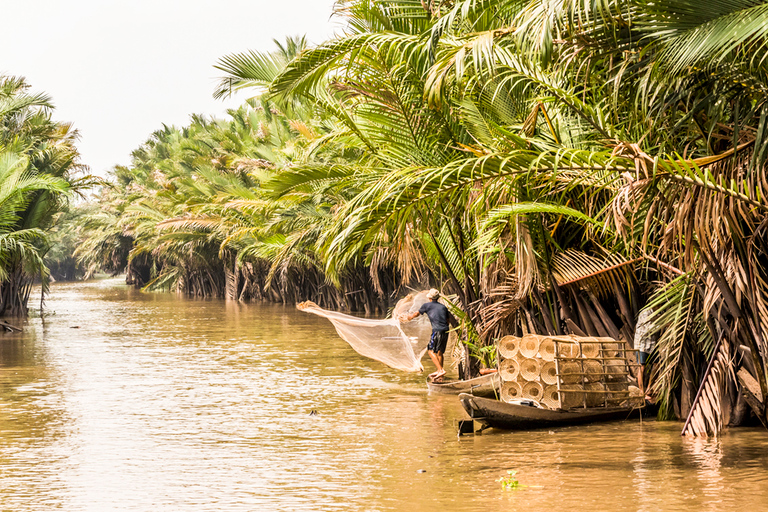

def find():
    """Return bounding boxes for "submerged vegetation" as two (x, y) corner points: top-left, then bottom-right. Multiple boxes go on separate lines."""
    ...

(52, 0), (768, 435)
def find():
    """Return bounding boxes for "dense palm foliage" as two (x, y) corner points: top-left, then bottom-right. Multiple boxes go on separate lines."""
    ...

(71, 1), (768, 434)
(0, 76), (82, 316)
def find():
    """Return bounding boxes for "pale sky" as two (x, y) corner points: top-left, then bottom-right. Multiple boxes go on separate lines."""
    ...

(1, 0), (339, 176)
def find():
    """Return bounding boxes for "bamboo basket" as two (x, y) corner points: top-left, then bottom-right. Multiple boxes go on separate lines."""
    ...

(559, 384), (585, 409)
(579, 340), (601, 359)
(604, 359), (628, 381)
(522, 381), (544, 402)
(557, 341), (580, 358)
(498, 335), (520, 359)
(585, 382), (606, 407)
(583, 360), (603, 382)
(519, 358), (541, 381)
(519, 335), (541, 358)
(558, 361), (582, 384)
(540, 361), (558, 385)
(500, 381), (523, 403)
(542, 385), (561, 409)
(538, 338), (556, 361)
(499, 358), (520, 382)
(606, 381), (630, 401)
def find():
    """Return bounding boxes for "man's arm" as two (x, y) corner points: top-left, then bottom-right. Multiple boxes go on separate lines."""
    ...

(400, 311), (420, 322)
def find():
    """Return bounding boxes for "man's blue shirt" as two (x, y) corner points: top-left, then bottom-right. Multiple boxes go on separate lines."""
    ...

(418, 301), (451, 331)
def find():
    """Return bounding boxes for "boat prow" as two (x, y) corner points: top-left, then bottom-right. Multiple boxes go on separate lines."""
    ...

(459, 393), (643, 430)
(427, 373), (500, 398)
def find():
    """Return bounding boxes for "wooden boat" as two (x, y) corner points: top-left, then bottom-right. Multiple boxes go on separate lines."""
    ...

(459, 393), (642, 430)
(427, 373), (500, 398)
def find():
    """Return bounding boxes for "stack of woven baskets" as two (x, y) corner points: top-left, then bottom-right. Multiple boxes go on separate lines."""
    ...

(497, 333), (636, 410)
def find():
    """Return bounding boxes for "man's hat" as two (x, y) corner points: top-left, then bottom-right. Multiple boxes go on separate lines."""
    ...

(426, 288), (440, 300)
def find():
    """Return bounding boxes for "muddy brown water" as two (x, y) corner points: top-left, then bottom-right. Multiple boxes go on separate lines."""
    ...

(1, 278), (766, 511)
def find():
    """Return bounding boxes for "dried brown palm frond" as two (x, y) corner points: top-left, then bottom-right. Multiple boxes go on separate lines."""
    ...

(682, 337), (734, 436)
(288, 120), (318, 140)
(476, 270), (525, 340)
(551, 250), (638, 300)
(368, 224), (427, 294)
(613, 146), (768, 269)
(514, 216), (538, 300)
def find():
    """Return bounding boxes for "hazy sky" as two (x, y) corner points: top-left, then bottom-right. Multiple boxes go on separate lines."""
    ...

(1, 0), (339, 176)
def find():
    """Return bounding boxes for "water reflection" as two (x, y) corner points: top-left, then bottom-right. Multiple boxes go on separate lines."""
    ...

(0, 278), (766, 511)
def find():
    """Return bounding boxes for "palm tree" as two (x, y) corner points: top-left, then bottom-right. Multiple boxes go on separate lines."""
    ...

(0, 76), (80, 316)
(0, 152), (70, 315)
(265, 0), (768, 424)
(70, 1), (768, 433)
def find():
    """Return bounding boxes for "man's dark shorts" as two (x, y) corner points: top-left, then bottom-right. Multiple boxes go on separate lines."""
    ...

(637, 351), (651, 365)
(428, 330), (449, 353)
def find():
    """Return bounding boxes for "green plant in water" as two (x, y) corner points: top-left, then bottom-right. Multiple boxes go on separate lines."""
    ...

(498, 470), (525, 490)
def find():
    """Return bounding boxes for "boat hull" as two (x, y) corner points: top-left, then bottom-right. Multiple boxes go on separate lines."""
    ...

(427, 373), (500, 398)
(459, 393), (641, 430)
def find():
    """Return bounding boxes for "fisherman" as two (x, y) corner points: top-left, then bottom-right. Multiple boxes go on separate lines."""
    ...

(634, 307), (657, 401)
(400, 288), (457, 381)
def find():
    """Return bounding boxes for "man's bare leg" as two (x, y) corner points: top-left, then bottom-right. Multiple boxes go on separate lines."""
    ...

(436, 352), (445, 376)
(428, 350), (446, 380)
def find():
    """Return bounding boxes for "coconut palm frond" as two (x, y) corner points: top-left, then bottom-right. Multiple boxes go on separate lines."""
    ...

(550, 250), (637, 297)
(647, 274), (706, 419)
(682, 336), (733, 436)
(637, 0), (768, 76)
(213, 38), (305, 99)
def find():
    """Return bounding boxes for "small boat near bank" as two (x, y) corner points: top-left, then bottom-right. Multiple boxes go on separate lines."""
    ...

(427, 372), (500, 398)
(459, 393), (643, 430)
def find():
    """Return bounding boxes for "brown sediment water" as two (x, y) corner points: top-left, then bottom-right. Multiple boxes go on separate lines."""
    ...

(1, 278), (767, 511)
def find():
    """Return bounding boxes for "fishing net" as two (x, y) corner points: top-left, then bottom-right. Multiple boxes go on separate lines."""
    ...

(579, 340), (601, 359)
(584, 360), (605, 381)
(559, 384), (585, 409)
(297, 291), (435, 372)
(557, 341), (580, 358)
(604, 359), (628, 381)
(557, 361), (582, 384)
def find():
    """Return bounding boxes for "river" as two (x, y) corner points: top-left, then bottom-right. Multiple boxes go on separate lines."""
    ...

(1, 278), (766, 511)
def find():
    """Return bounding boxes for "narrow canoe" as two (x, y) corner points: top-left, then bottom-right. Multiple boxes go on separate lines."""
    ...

(427, 373), (500, 398)
(459, 393), (642, 430)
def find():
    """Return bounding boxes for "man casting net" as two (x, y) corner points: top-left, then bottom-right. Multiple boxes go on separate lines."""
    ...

(297, 290), (441, 372)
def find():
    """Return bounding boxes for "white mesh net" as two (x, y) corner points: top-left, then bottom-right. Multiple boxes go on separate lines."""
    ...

(297, 291), (435, 372)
